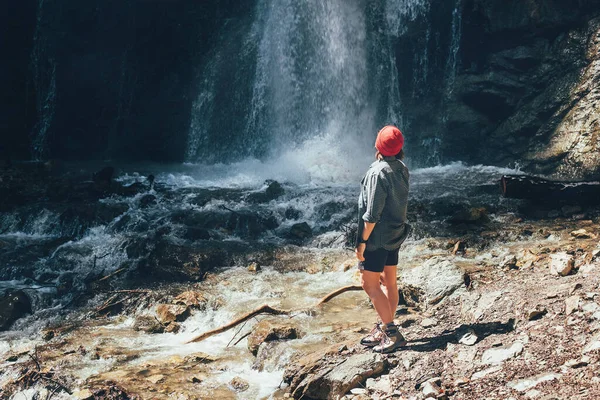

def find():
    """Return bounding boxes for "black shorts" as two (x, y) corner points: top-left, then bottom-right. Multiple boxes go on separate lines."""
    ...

(359, 248), (400, 273)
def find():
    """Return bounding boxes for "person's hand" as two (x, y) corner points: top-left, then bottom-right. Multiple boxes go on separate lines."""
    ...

(355, 243), (366, 261)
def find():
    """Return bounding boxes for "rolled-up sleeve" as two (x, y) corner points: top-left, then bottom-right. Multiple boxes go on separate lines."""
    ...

(362, 172), (387, 223)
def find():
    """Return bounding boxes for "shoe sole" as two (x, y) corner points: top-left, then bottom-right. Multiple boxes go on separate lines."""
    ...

(360, 340), (379, 348)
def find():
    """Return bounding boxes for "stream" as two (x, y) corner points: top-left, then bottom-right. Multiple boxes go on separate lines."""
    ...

(0, 161), (524, 399)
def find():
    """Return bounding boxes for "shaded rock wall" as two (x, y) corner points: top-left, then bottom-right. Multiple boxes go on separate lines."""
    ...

(398, 0), (600, 177)
(1, 0), (255, 162)
(3, 0), (600, 178)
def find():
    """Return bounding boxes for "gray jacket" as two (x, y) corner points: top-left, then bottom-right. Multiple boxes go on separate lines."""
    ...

(357, 156), (410, 251)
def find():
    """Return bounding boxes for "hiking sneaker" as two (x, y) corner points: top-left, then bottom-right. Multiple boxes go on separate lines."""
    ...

(373, 329), (407, 353)
(360, 323), (384, 347)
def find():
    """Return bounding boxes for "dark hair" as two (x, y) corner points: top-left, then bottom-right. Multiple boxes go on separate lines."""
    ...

(376, 149), (405, 161)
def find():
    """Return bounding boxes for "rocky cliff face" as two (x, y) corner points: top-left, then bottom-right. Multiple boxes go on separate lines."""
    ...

(3, 0), (600, 178)
(399, 0), (600, 178)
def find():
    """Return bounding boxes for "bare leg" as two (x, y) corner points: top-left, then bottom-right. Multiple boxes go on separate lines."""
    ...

(361, 270), (393, 324)
(380, 265), (399, 322)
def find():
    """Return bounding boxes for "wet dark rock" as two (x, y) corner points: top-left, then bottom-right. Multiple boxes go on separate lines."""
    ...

(0, 290), (32, 331)
(246, 180), (285, 203)
(0, 236), (71, 280)
(289, 222), (313, 240)
(92, 167), (114, 184)
(171, 209), (278, 239)
(285, 207), (302, 220)
(188, 188), (244, 207)
(133, 315), (165, 334)
(58, 202), (129, 237)
(138, 194), (157, 209)
(448, 207), (490, 225)
(156, 304), (191, 324)
(173, 291), (207, 309)
(142, 240), (225, 281)
(183, 227), (211, 241)
(247, 320), (301, 356)
(314, 201), (350, 221)
(230, 376), (250, 392)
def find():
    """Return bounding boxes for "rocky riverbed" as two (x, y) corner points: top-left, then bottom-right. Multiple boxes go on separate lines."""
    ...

(1, 162), (600, 399)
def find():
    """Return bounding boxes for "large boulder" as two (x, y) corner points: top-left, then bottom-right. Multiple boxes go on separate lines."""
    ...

(285, 346), (388, 400)
(247, 320), (301, 356)
(399, 257), (465, 305)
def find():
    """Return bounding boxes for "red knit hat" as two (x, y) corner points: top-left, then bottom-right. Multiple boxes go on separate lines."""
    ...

(375, 125), (404, 157)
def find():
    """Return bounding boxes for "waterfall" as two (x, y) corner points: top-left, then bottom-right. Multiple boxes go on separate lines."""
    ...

(445, 0), (463, 97)
(30, 0), (56, 161)
(186, 0), (432, 171)
(246, 0), (373, 151)
(184, 0), (468, 173)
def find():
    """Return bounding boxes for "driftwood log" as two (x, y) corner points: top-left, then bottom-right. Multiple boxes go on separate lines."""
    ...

(186, 285), (362, 344)
(500, 175), (600, 202)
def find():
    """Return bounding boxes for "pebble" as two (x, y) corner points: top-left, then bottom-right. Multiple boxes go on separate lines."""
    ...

(230, 376), (250, 392)
(565, 295), (580, 315)
(421, 318), (438, 328)
(350, 388), (367, 395)
(527, 306), (547, 321)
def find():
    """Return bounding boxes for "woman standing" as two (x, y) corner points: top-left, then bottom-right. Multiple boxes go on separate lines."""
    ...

(355, 125), (410, 353)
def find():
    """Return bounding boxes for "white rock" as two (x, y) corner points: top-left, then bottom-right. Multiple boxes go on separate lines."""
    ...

(421, 380), (441, 399)
(473, 291), (503, 320)
(350, 388), (367, 395)
(582, 302), (600, 313)
(565, 295), (580, 315)
(74, 389), (94, 400)
(402, 356), (415, 370)
(400, 257), (465, 304)
(507, 373), (561, 392)
(550, 253), (574, 276)
(366, 375), (392, 393)
(579, 264), (596, 274)
(471, 366), (502, 381)
(564, 355), (590, 368)
(421, 318), (438, 328)
(481, 341), (524, 365)
(583, 335), (600, 353)
(525, 389), (542, 398)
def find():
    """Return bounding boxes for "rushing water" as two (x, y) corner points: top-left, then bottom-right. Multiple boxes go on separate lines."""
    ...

(0, 160), (524, 398)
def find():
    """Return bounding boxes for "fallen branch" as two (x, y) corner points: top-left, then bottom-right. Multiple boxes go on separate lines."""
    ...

(316, 285), (362, 305)
(187, 284), (364, 344)
(231, 331), (252, 347)
(107, 289), (151, 294)
(187, 305), (289, 343)
(96, 268), (126, 283)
